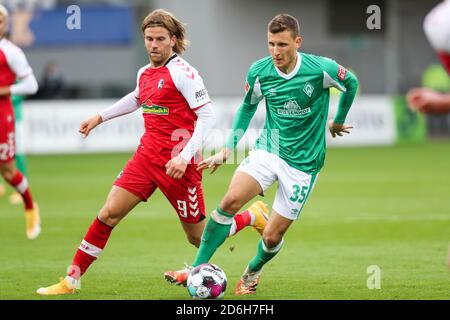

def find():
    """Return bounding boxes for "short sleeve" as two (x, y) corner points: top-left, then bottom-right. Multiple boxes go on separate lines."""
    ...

(242, 64), (263, 106)
(170, 63), (211, 109)
(321, 57), (349, 93)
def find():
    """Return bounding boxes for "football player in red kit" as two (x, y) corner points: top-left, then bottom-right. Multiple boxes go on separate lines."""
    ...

(407, 0), (450, 114)
(36, 9), (268, 295)
(0, 5), (40, 239)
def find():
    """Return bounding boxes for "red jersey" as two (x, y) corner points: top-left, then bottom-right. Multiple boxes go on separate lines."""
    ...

(0, 38), (33, 162)
(133, 55), (211, 165)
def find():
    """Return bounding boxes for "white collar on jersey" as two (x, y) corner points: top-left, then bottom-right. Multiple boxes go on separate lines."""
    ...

(274, 51), (302, 80)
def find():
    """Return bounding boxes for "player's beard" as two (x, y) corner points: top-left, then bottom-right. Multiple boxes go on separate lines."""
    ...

(150, 47), (173, 67)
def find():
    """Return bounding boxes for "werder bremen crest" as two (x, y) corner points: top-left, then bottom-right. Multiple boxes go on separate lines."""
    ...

(277, 100), (311, 116)
(303, 82), (314, 97)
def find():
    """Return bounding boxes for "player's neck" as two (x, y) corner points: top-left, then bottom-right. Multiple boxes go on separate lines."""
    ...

(150, 53), (177, 68)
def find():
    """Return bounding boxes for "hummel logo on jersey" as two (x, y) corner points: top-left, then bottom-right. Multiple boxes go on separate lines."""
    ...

(303, 82), (314, 97)
(158, 79), (164, 90)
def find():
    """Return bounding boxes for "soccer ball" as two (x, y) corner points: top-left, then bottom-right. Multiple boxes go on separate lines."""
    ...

(187, 263), (227, 299)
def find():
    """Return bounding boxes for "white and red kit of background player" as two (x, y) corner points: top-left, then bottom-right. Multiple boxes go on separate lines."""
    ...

(0, 37), (37, 211)
(424, 0), (450, 74)
(0, 37), (33, 163)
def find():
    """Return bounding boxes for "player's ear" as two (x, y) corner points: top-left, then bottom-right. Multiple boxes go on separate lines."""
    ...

(296, 36), (302, 49)
(170, 34), (177, 48)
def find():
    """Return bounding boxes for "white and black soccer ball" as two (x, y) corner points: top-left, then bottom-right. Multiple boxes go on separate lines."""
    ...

(187, 263), (227, 299)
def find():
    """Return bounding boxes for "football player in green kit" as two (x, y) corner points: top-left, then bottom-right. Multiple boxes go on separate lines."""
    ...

(169, 13), (359, 295)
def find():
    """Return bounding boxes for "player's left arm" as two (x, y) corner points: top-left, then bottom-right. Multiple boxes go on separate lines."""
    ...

(322, 58), (359, 137)
(165, 65), (215, 179)
(0, 47), (38, 96)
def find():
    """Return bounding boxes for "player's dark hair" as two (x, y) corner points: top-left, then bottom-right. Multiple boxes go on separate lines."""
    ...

(268, 14), (300, 38)
(141, 9), (189, 54)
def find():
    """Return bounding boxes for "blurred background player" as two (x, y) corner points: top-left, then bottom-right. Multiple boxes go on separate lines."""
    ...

(407, 0), (450, 114)
(0, 4), (40, 239)
(170, 13), (358, 294)
(36, 9), (268, 296)
(0, 80), (30, 205)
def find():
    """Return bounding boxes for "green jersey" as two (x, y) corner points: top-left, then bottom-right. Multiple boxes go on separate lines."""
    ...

(12, 94), (24, 122)
(226, 52), (358, 174)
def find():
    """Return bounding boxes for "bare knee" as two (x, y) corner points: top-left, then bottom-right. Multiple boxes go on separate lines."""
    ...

(220, 192), (245, 214)
(187, 234), (201, 248)
(262, 231), (283, 249)
(0, 164), (16, 181)
(99, 203), (124, 227)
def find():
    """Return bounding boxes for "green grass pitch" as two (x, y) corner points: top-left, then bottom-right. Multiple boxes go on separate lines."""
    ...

(0, 141), (449, 300)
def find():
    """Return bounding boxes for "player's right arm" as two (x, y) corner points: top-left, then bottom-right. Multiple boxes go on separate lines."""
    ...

(79, 67), (146, 138)
(78, 92), (140, 138)
(198, 64), (263, 173)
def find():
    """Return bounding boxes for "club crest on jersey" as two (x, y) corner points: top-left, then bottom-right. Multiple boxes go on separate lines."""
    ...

(158, 79), (164, 90)
(245, 81), (250, 94)
(303, 82), (315, 97)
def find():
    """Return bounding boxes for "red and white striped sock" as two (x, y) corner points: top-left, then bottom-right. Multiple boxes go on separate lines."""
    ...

(67, 217), (113, 280)
(6, 171), (34, 210)
(229, 210), (253, 236)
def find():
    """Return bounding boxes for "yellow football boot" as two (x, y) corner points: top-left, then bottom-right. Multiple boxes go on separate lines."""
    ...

(247, 201), (269, 235)
(25, 203), (41, 240)
(36, 277), (79, 296)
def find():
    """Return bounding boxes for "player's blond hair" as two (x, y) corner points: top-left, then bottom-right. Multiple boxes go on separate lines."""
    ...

(268, 14), (300, 39)
(141, 9), (189, 55)
(0, 5), (9, 18)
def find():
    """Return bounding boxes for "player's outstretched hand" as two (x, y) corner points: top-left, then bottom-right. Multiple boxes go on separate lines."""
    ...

(407, 88), (450, 114)
(79, 114), (103, 138)
(328, 120), (353, 138)
(165, 156), (188, 179)
(197, 148), (230, 174)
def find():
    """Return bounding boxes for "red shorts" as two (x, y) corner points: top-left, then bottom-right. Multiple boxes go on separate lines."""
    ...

(114, 148), (206, 224)
(0, 101), (15, 164)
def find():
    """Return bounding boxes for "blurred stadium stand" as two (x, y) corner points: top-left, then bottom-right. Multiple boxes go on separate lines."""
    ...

(1, 0), (449, 141)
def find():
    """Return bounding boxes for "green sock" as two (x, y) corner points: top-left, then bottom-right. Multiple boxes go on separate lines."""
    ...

(193, 207), (234, 267)
(15, 154), (27, 177)
(248, 238), (284, 272)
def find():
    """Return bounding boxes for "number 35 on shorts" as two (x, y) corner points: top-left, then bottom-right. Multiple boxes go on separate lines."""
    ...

(289, 184), (309, 203)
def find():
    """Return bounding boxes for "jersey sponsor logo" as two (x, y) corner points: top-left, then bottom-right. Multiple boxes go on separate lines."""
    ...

(195, 88), (208, 102)
(303, 82), (315, 97)
(142, 105), (169, 115)
(158, 79), (164, 90)
(277, 100), (311, 117)
(338, 65), (347, 81)
(141, 98), (169, 115)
